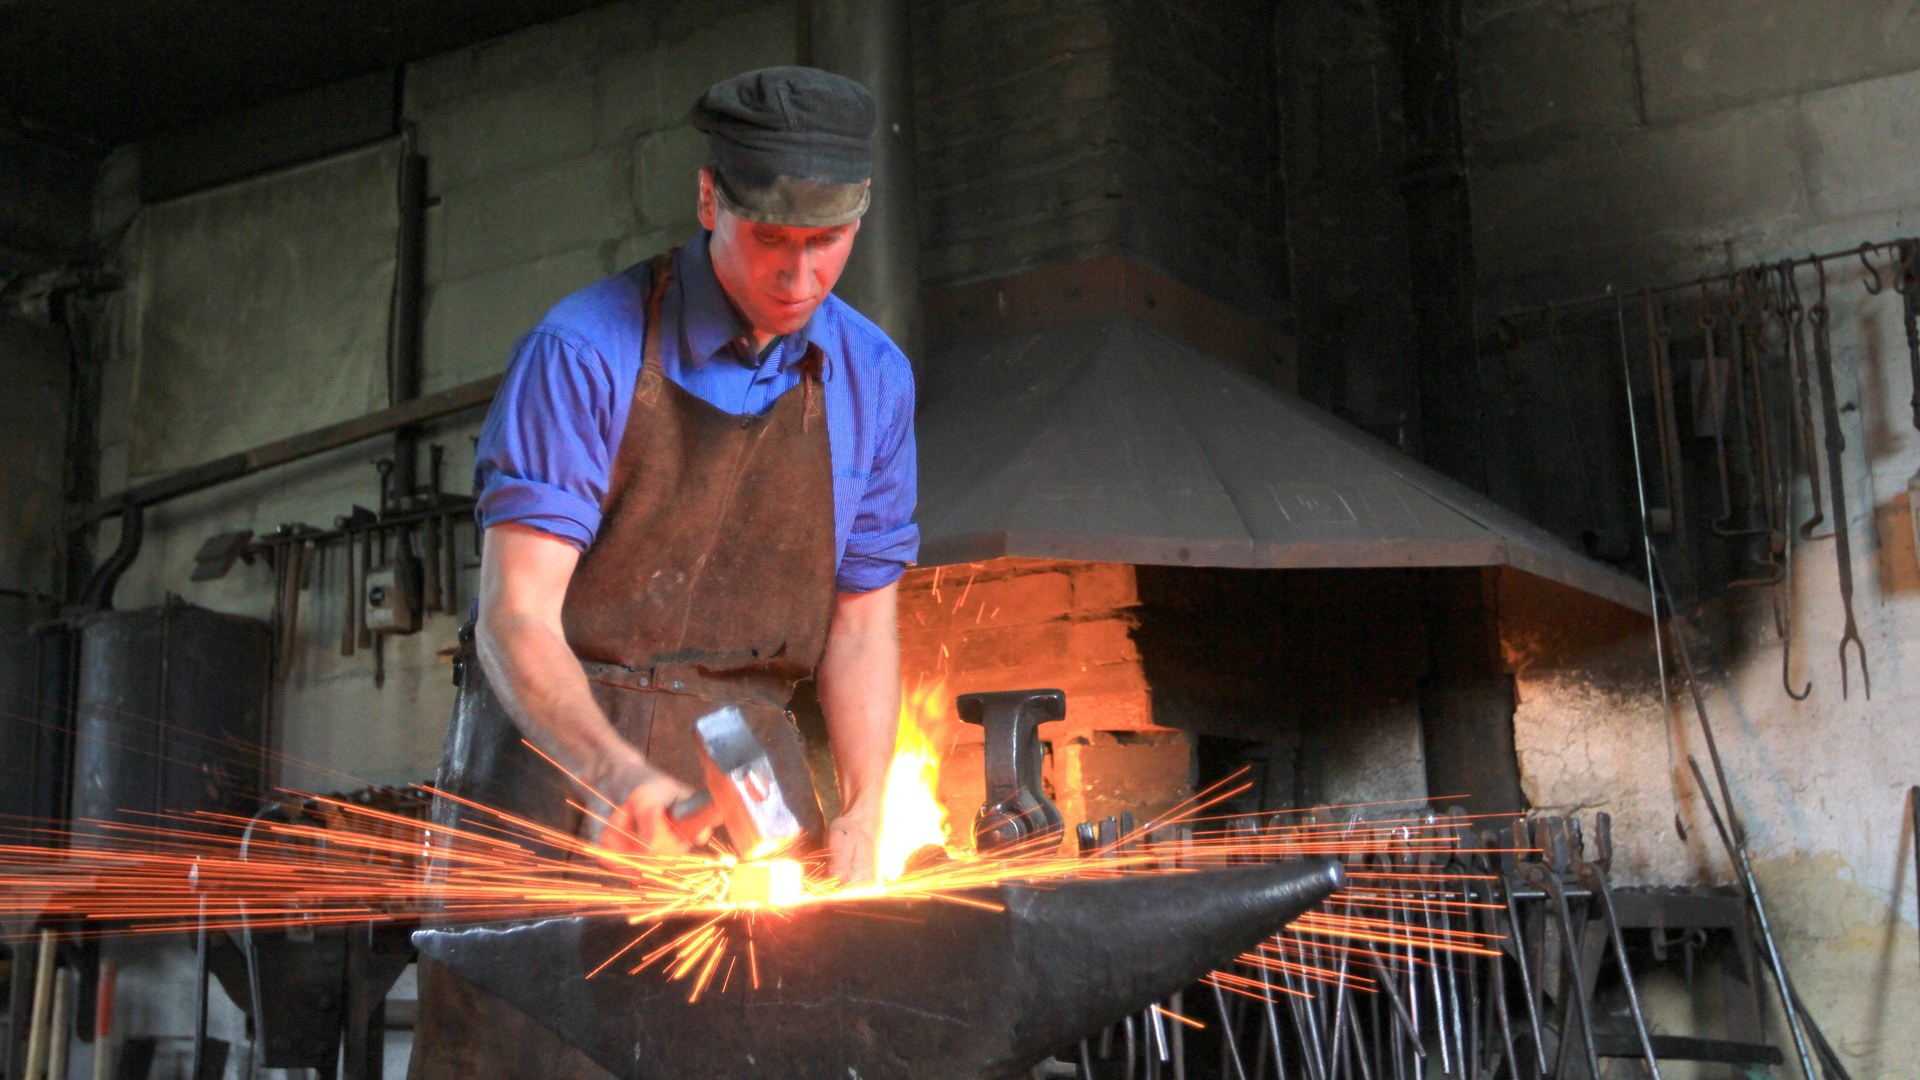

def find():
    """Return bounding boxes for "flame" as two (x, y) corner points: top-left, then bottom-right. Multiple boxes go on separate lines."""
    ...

(874, 680), (956, 882)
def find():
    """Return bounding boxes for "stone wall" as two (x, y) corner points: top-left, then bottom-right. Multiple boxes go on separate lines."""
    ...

(1459, 2), (1920, 1071)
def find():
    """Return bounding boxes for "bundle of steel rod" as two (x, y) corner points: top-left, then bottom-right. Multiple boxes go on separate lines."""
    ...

(1040, 804), (1788, 1080)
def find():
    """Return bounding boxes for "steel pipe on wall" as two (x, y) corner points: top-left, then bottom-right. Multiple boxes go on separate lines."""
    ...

(805, 0), (922, 367)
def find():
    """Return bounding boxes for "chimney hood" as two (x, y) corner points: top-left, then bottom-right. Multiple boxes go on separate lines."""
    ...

(914, 315), (1650, 614)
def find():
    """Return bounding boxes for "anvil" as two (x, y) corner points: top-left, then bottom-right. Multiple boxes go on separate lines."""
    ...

(414, 858), (1344, 1080)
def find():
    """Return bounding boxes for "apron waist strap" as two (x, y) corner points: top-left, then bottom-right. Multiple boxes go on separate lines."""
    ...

(578, 659), (796, 710)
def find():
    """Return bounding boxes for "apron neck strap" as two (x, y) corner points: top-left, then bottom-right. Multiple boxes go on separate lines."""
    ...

(641, 249), (676, 370)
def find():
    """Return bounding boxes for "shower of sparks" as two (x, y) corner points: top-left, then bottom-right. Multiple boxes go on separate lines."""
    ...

(0, 691), (1527, 1011)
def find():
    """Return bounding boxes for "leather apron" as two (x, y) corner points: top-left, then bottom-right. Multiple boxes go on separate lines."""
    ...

(410, 251), (838, 1080)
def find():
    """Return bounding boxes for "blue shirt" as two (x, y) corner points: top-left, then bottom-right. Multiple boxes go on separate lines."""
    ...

(473, 232), (919, 593)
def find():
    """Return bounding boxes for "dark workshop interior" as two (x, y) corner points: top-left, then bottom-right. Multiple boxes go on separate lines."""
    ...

(3, 1), (1918, 1078)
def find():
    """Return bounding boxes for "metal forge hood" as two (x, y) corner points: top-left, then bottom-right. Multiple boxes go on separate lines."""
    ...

(914, 315), (1648, 613)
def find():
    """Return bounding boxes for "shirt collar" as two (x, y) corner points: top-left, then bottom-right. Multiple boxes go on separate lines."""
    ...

(677, 230), (817, 373)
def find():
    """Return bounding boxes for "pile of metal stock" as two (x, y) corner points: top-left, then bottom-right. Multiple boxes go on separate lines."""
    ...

(1060, 807), (1779, 1080)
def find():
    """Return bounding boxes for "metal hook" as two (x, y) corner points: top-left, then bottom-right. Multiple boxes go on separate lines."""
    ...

(1858, 242), (1883, 295)
(1783, 641), (1811, 700)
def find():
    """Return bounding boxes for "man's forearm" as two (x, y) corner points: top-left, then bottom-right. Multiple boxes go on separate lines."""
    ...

(474, 524), (672, 817)
(476, 611), (635, 798)
(816, 585), (902, 819)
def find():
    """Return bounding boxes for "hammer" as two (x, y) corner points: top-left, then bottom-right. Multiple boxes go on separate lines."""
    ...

(664, 706), (803, 860)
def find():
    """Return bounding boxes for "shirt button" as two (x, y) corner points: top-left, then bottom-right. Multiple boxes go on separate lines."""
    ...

(671, 680), (684, 691)
(636, 675), (649, 687)
(739, 418), (752, 429)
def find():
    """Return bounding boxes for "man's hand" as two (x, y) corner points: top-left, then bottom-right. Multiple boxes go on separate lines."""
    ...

(815, 584), (901, 886)
(594, 756), (700, 859)
(479, 525), (700, 862)
(826, 807), (881, 886)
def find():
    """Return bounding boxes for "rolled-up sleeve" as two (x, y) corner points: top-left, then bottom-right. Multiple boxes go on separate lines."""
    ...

(473, 330), (619, 551)
(836, 362), (920, 593)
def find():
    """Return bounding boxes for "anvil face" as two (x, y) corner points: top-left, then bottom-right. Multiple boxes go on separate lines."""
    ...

(415, 859), (1345, 1080)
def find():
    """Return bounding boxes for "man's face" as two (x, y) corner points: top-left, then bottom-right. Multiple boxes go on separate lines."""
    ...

(699, 169), (862, 338)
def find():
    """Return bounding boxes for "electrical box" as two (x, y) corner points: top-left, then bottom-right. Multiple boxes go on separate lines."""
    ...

(364, 558), (422, 634)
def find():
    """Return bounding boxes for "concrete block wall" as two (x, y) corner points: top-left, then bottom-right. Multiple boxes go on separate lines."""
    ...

(896, 558), (1195, 846)
(1459, 2), (1920, 1070)
(410, 0), (800, 395)
(1461, 0), (1920, 300)
(92, 0), (800, 793)
(0, 314), (69, 603)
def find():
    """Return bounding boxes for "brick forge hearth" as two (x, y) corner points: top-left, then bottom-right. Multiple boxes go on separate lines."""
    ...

(897, 559), (1192, 844)
(891, 557), (1655, 856)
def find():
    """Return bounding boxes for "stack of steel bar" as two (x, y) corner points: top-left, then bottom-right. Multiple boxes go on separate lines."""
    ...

(1051, 805), (1786, 1080)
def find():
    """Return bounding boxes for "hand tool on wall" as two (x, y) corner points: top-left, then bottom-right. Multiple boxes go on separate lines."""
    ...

(1780, 263), (1827, 541)
(1888, 242), (1920, 581)
(1642, 295), (1686, 540)
(357, 517), (374, 651)
(1718, 280), (1773, 551)
(1808, 261), (1871, 698)
(662, 707), (804, 858)
(1770, 264), (1816, 700)
(339, 527), (357, 658)
(1695, 286), (1742, 537)
(1760, 263), (1816, 700)
(1911, 786), (1920, 978)
(958, 689), (1067, 852)
(1731, 269), (1785, 585)
(424, 512), (443, 617)
(189, 529), (255, 581)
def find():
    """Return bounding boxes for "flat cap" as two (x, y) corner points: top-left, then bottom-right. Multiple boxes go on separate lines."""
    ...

(692, 66), (875, 228)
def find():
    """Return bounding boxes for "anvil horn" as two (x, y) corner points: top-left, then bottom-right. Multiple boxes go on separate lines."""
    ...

(414, 858), (1345, 1080)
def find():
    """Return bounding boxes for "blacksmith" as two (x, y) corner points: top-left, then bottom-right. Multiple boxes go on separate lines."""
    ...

(410, 67), (917, 1079)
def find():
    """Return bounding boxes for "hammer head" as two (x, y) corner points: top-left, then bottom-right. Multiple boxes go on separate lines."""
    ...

(692, 706), (802, 860)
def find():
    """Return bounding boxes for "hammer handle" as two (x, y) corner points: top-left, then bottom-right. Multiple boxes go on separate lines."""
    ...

(667, 791), (719, 843)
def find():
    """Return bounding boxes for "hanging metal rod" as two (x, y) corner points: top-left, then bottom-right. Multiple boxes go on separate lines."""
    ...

(1493, 236), (1918, 323)
(68, 372), (502, 529)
